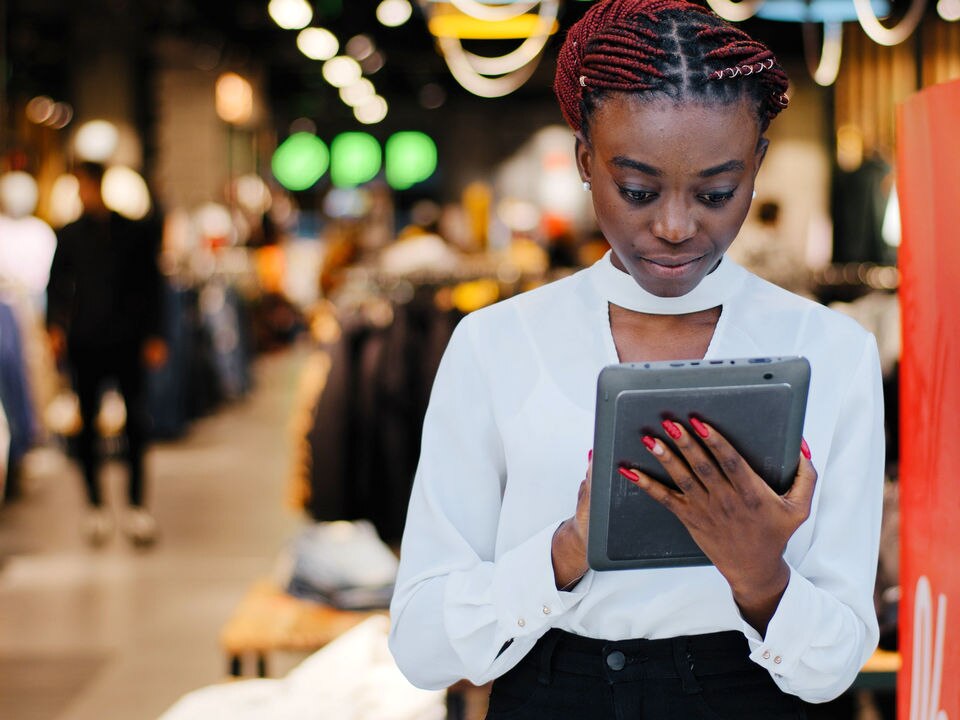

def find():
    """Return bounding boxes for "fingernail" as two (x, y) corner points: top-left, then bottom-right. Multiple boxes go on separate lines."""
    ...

(588, 449), (593, 462)
(642, 435), (657, 451)
(618, 467), (641, 483)
(689, 417), (709, 439)
(661, 419), (682, 440)
(801, 438), (811, 460)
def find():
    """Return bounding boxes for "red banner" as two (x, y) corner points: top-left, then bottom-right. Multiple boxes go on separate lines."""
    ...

(897, 79), (960, 719)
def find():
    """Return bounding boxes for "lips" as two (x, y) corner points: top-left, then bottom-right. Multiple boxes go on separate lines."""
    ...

(641, 255), (704, 268)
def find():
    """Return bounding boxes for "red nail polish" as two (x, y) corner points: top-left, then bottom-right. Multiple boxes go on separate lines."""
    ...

(618, 467), (641, 483)
(642, 435), (657, 451)
(689, 417), (709, 439)
(588, 449), (593, 462)
(801, 438), (811, 460)
(661, 419), (682, 440)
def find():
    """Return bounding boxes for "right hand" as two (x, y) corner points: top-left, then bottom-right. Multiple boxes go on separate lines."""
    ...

(551, 452), (592, 590)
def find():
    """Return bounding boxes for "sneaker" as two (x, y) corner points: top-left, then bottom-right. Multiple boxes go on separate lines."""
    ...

(123, 508), (158, 548)
(83, 508), (114, 547)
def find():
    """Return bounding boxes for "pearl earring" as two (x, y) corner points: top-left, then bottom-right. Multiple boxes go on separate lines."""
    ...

(583, 181), (592, 192)
(752, 190), (758, 199)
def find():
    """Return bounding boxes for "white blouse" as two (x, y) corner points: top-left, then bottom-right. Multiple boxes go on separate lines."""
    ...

(388, 253), (884, 704)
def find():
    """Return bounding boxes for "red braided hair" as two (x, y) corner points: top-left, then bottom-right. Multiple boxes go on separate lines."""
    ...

(554, 0), (789, 135)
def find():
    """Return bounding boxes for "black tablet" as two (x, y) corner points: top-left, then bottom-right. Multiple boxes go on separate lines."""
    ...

(588, 356), (810, 571)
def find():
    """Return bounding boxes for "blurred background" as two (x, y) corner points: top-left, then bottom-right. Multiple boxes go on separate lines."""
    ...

(0, 0), (953, 718)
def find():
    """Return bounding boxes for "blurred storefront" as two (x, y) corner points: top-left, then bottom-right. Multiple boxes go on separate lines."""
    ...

(0, 1), (959, 718)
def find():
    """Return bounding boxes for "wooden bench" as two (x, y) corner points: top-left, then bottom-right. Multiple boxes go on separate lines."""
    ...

(220, 579), (380, 677)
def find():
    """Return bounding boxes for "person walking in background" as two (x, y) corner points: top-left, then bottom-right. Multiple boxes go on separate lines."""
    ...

(46, 161), (168, 547)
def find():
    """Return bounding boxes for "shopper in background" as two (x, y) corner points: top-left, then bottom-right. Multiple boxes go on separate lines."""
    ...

(47, 161), (168, 547)
(390, 0), (884, 718)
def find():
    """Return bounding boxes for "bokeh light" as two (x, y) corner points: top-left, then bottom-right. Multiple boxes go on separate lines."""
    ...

(339, 79), (376, 107)
(377, 0), (413, 27)
(322, 56), (363, 87)
(268, 0), (313, 29)
(215, 73), (254, 125)
(271, 133), (330, 191)
(330, 133), (382, 187)
(353, 96), (388, 124)
(297, 27), (339, 60)
(386, 132), (438, 190)
(102, 166), (152, 220)
(74, 120), (119, 162)
(49, 174), (83, 227)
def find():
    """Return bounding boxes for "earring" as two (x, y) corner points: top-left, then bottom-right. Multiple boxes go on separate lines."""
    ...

(583, 181), (592, 192)
(752, 190), (758, 199)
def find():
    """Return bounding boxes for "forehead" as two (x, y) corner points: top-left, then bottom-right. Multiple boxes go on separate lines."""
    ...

(588, 95), (760, 173)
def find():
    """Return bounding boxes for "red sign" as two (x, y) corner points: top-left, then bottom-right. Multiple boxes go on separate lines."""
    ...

(897, 79), (960, 719)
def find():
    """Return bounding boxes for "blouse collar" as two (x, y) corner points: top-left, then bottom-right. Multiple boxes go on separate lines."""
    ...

(587, 250), (747, 315)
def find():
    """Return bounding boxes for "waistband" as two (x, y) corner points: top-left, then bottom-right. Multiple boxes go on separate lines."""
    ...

(522, 629), (753, 691)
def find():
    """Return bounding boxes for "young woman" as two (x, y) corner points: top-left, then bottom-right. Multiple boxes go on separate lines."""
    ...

(389, 1), (884, 717)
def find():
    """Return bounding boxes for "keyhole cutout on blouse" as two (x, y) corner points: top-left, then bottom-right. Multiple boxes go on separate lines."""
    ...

(608, 303), (722, 364)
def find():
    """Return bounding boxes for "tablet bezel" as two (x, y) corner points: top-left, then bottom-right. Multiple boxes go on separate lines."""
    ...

(588, 356), (810, 571)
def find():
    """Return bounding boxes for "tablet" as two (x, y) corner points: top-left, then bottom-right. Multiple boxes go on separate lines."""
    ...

(588, 356), (810, 571)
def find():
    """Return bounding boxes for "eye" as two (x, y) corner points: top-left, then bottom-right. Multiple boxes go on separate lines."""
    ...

(699, 190), (736, 206)
(618, 186), (657, 204)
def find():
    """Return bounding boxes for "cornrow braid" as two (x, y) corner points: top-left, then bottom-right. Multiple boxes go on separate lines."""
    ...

(554, 0), (790, 136)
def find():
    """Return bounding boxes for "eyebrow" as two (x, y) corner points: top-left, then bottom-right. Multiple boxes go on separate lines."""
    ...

(611, 156), (746, 178)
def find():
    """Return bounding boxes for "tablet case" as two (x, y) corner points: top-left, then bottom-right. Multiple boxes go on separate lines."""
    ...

(588, 356), (810, 571)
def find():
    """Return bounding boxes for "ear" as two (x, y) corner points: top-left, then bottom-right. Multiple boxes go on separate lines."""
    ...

(575, 132), (592, 184)
(754, 136), (770, 177)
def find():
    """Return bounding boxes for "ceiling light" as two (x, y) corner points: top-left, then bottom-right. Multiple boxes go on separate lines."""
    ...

(297, 27), (339, 60)
(852, 0), (926, 45)
(377, 0), (413, 27)
(353, 96), (388, 124)
(339, 79), (376, 107)
(322, 56), (363, 87)
(268, 0), (313, 30)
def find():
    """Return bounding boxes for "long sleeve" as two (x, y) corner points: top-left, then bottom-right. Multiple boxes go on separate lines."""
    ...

(740, 334), (884, 702)
(388, 317), (593, 690)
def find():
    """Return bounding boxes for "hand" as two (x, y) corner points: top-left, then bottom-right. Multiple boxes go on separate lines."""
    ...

(143, 337), (169, 370)
(552, 451), (592, 590)
(621, 419), (817, 634)
(48, 325), (67, 363)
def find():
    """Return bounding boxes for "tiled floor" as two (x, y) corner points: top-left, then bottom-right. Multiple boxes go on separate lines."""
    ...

(0, 348), (309, 720)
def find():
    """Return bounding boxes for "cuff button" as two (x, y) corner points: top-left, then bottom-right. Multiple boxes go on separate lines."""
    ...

(762, 650), (771, 660)
(542, 606), (552, 615)
(517, 618), (526, 628)
(774, 656), (782, 664)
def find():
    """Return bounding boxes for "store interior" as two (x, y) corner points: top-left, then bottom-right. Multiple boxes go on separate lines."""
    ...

(0, 0), (958, 718)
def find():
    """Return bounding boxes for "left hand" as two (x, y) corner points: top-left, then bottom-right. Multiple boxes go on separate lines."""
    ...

(621, 418), (817, 633)
(143, 337), (169, 370)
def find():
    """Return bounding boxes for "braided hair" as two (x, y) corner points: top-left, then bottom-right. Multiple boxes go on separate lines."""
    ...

(554, 0), (789, 138)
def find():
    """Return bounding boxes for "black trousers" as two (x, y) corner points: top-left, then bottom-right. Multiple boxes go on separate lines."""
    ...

(486, 629), (806, 720)
(71, 344), (148, 508)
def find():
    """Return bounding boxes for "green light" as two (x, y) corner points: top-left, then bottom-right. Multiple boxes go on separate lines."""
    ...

(330, 132), (382, 188)
(386, 131), (437, 190)
(271, 133), (329, 191)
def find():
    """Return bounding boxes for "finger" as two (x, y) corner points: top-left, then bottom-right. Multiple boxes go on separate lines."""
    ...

(691, 420), (770, 497)
(620, 467), (687, 519)
(658, 420), (725, 495)
(783, 450), (818, 523)
(644, 424), (710, 499)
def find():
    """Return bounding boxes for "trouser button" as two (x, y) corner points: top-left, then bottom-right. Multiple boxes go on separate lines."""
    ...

(606, 650), (626, 671)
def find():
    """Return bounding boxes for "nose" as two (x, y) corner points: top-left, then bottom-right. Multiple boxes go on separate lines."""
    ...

(651, 195), (697, 244)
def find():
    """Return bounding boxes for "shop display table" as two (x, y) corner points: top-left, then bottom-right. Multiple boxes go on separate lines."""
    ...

(220, 579), (380, 677)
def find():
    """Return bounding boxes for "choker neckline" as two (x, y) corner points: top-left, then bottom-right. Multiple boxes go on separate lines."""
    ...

(587, 250), (746, 315)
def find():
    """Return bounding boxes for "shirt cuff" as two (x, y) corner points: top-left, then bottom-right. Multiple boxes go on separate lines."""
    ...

(742, 564), (816, 677)
(492, 520), (594, 638)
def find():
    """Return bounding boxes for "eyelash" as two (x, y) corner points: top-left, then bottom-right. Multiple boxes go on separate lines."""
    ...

(617, 187), (737, 208)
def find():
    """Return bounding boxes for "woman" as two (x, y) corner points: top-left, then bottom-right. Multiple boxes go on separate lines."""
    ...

(389, 1), (884, 717)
